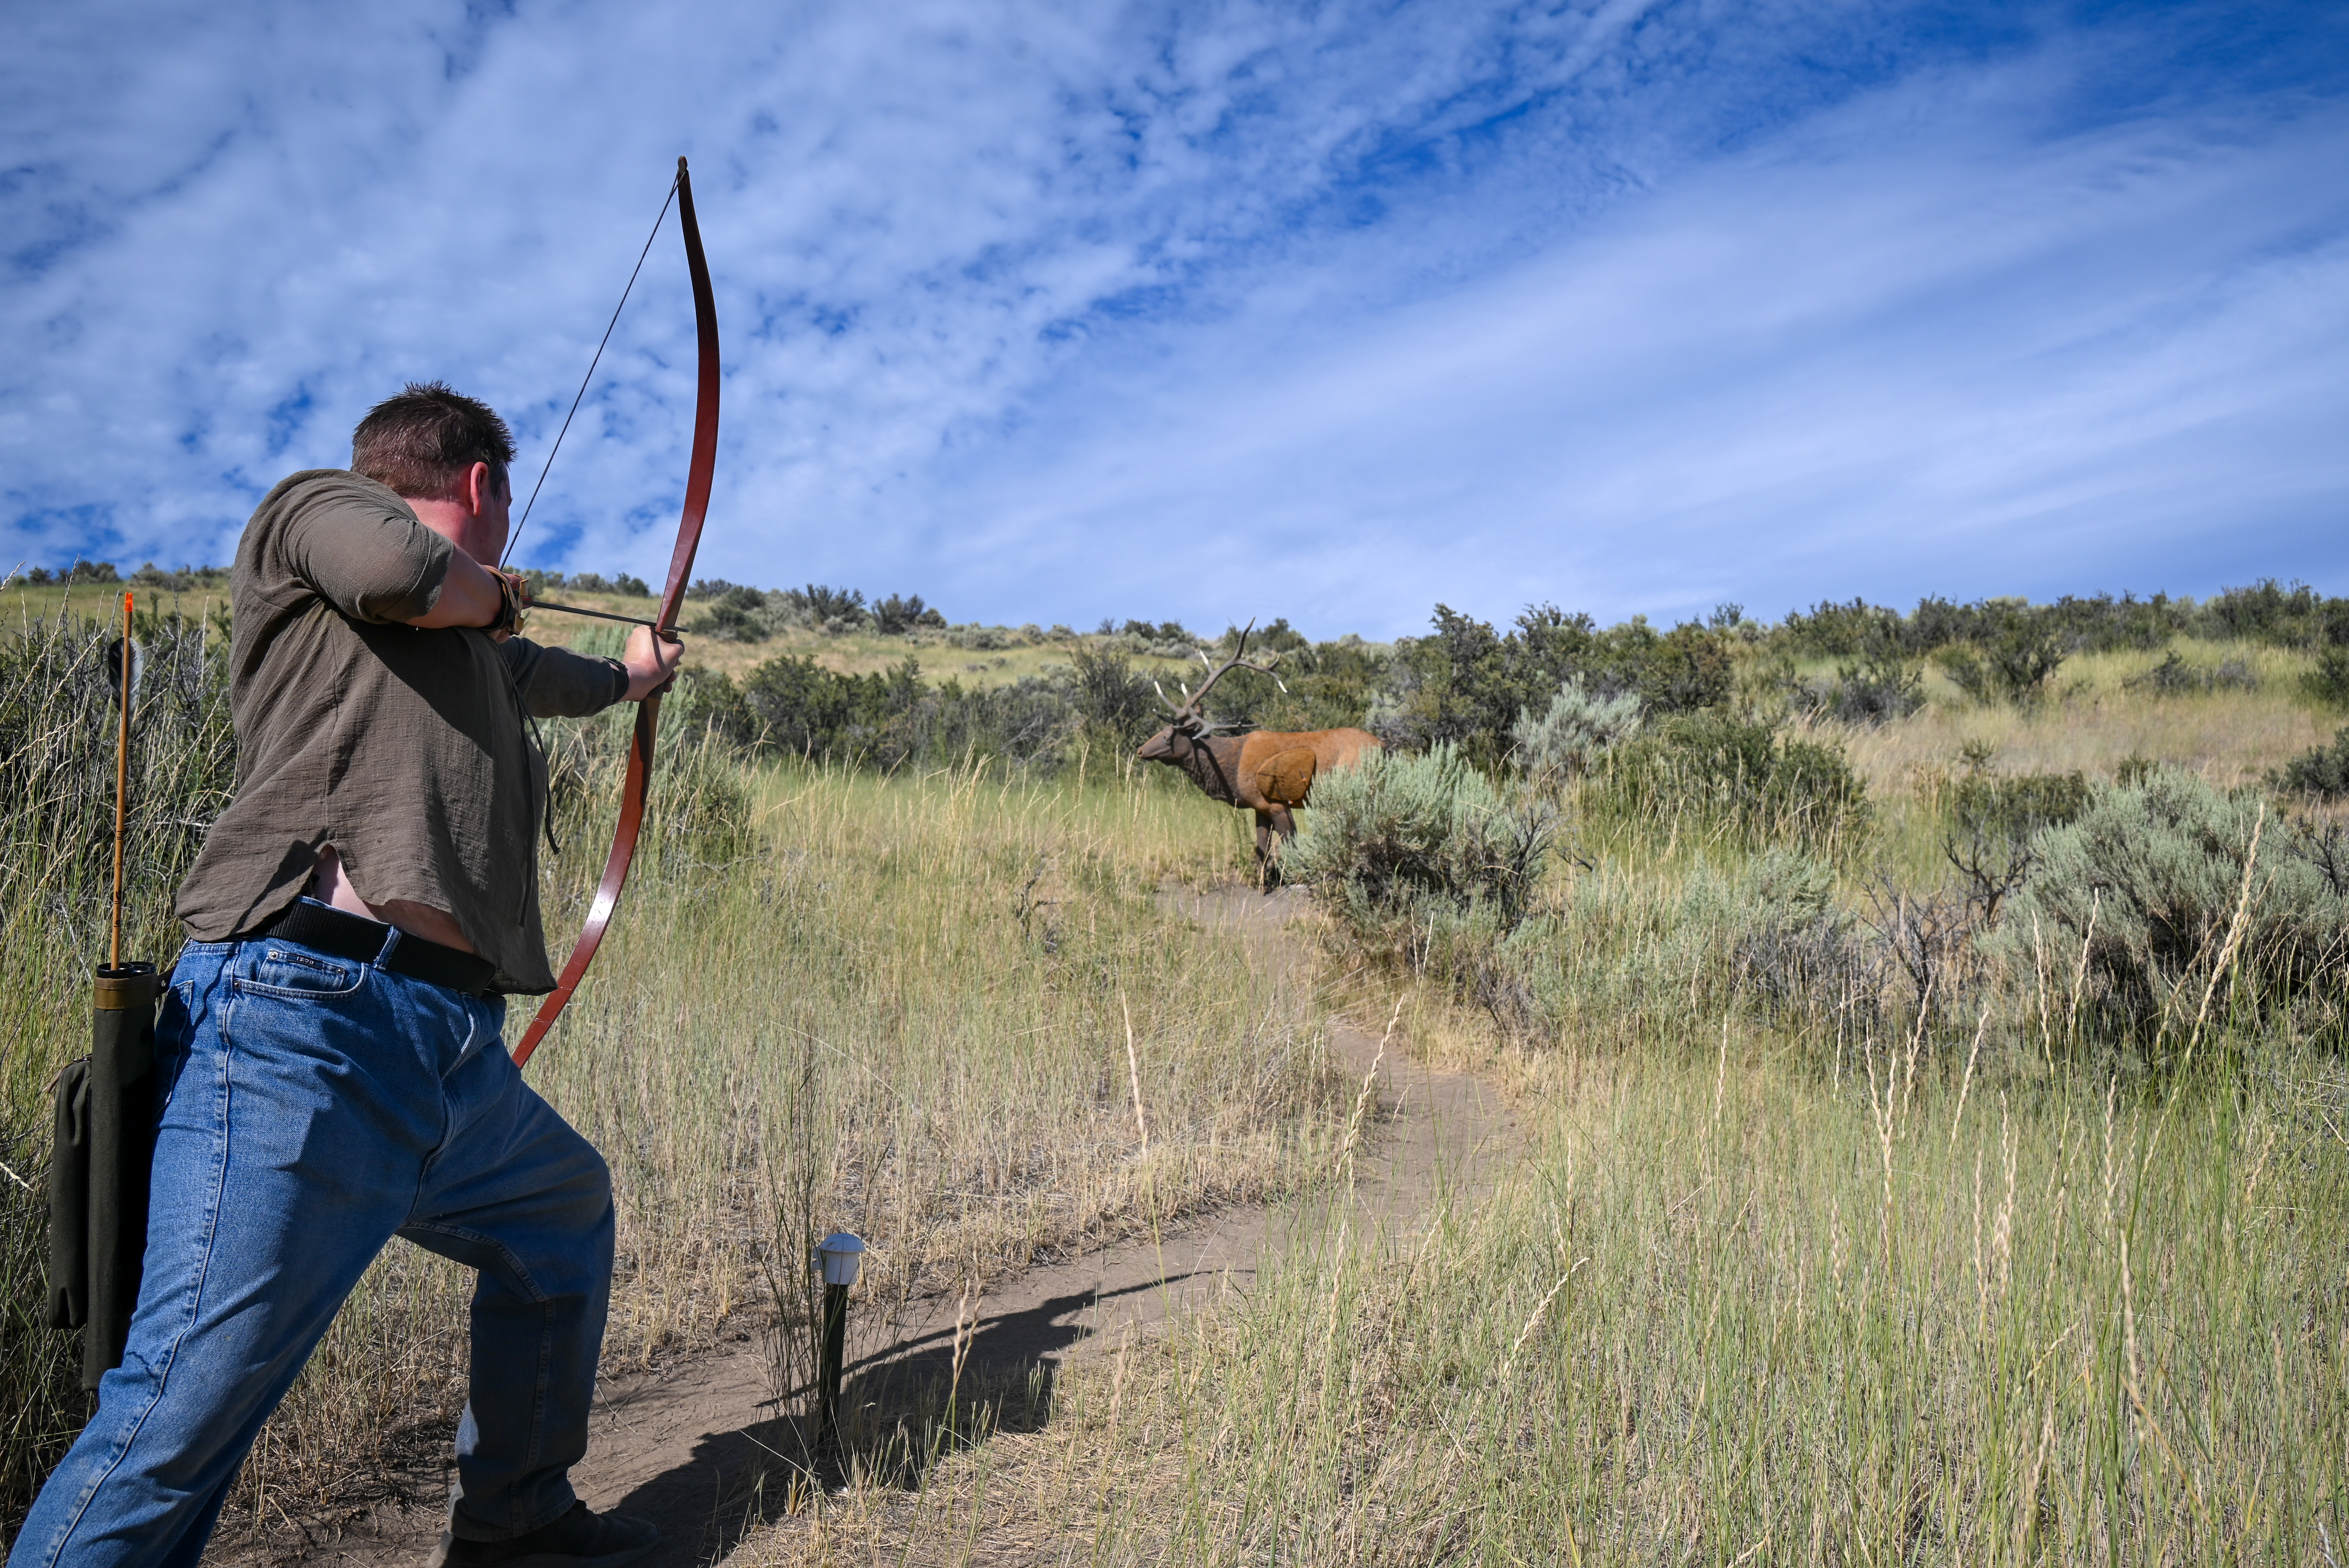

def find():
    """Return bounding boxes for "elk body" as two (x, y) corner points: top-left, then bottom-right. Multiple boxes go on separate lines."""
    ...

(1135, 625), (1379, 885)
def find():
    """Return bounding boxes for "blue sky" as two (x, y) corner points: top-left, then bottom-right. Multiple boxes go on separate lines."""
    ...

(4, 0), (2344, 639)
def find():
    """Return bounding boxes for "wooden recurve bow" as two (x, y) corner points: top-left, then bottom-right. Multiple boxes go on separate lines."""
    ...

(511, 156), (720, 1069)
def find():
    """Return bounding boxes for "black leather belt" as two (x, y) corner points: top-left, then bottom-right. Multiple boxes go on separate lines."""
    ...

(250, 900), (497, 996)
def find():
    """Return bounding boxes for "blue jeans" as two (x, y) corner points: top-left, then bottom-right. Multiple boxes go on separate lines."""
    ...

(11, 924), (615, 1568)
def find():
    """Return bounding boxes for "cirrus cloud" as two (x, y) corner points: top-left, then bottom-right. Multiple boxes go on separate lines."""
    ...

(3, 0), (2343, 636)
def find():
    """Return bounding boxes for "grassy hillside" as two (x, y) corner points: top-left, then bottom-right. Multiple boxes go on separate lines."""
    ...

(1, 579), (1236, 699)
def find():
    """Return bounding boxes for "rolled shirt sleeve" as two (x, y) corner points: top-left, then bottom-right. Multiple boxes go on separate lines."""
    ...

(272, 474), (454, 624)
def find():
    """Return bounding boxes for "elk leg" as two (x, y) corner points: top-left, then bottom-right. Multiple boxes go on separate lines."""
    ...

(1258, 808), (1299, 893)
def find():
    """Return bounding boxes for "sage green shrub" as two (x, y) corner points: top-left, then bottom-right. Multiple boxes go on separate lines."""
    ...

(1994, 767), (2349, 1042)
(1509, 677), (1642, 787)
(1932, 608), (2066, 704)
(2302, 646), (2349, 708)
(1285, 743), (1554, 958)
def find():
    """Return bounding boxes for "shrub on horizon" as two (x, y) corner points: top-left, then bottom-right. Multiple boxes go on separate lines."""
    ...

(1791, 652), (1925, 726)
(1937, 617), (2066, 705)
(2197, 578), (2349, 648)
(688, 586), (774, 643)
(1375, 604), (1734, 768)
(874, 593), (946, 634)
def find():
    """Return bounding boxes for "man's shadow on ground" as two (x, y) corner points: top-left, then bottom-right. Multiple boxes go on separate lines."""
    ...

(611, 1274), (1201, 1566)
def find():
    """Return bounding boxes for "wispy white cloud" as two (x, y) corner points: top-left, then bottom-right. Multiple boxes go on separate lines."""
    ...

(4, 1), (2343, 636)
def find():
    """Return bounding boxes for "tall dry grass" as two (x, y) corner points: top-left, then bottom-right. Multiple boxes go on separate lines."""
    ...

(1840, 641), (2332, 795)
(749, 1034), (2349, 1566)
(1, 592), (234, 1527)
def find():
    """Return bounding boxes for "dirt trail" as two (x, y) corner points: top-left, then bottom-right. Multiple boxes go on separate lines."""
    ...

(285, 886), (1518, 1568)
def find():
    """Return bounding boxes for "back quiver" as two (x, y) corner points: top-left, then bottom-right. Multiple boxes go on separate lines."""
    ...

(47, 964), (162, 1393)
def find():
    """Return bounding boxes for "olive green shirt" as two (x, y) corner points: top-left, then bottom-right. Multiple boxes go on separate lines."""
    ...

(175, 469), (630, 992)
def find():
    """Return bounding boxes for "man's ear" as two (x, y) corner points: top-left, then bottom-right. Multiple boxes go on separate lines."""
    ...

(464, 460), (492, 518)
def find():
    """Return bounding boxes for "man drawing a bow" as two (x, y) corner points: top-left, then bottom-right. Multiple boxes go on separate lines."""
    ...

(14, 384), (683, 1568)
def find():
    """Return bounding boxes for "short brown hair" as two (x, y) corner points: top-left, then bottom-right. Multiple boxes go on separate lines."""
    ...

(350, 381), (517, 499)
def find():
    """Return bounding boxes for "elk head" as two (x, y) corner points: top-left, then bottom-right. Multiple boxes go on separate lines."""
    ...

(1135, 620), (1285, 765)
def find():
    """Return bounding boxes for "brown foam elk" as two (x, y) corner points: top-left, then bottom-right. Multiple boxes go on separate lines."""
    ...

(1135, 623), (1380, 886)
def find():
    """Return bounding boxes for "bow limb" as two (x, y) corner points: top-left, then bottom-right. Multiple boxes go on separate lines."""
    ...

(512, 157), (719, 1069)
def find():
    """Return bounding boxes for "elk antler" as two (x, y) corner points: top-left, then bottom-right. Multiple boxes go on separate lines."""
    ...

(1172, 620), (1285, 731)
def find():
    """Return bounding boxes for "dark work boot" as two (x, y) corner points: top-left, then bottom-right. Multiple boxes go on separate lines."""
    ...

(427, 1503), (660, 1568)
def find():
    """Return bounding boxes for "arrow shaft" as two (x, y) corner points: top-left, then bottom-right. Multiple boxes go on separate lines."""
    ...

(529, 599), (671, 630)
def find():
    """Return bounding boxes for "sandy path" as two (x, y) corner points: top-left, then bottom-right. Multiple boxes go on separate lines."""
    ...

(281, 886), (1518, 1568)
